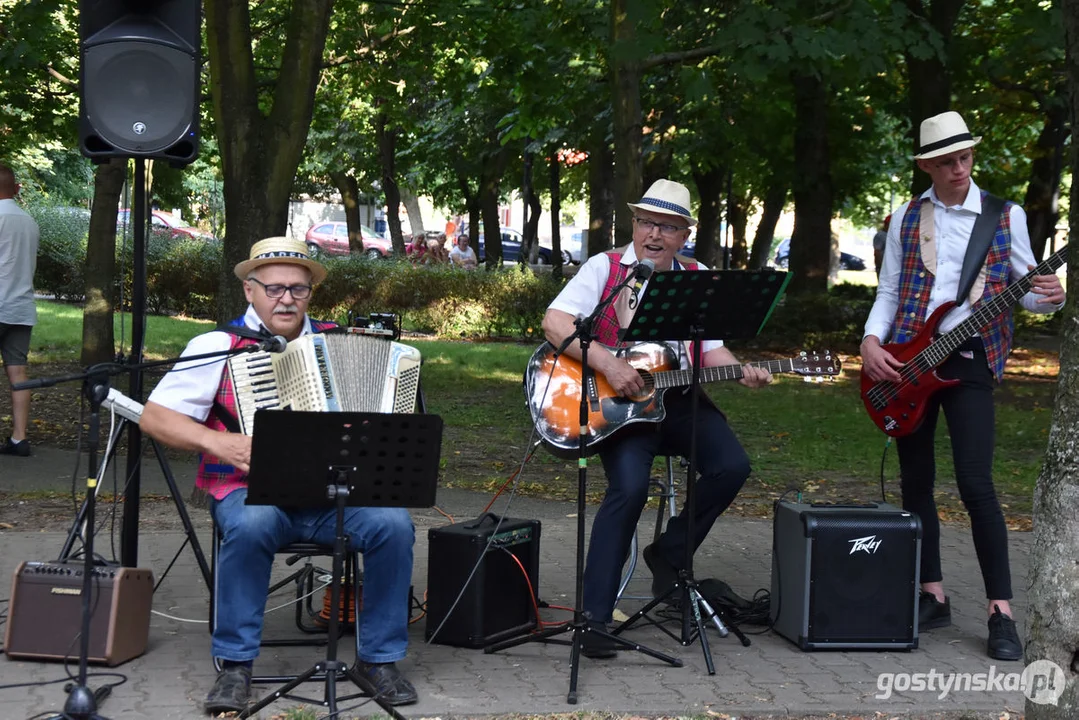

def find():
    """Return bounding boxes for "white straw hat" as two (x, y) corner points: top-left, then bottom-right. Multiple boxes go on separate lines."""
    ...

(626, 179), (697, 227)
(914, 111), (982, 160)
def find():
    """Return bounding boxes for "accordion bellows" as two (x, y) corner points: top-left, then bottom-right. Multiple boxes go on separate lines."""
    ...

(227, 333), (422, 435)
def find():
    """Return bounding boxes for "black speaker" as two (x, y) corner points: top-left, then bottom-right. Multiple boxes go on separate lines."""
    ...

(425, 514), (540, 648)
(79, 0), (201, 165)
(770, 500), (921, 650)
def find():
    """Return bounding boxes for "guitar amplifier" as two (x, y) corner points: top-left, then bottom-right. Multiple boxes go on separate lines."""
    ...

(4, 561), (154, 666)
(425, 514), (540, 648)
(770, 501), (921, 650)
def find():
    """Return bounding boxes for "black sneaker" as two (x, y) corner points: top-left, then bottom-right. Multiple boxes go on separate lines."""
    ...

(204, 665), (251, 715)
(580, 620), (619, 660)
(987, 607), (1023, 661)
(353, 661), (418, 706)
(0, 437), (30, 457)
(643, 543), (680, 601)
(918, 591), (951, 630)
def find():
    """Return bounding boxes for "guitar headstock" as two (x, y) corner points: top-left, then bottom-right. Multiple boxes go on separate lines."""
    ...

(792, 350), (841, 381)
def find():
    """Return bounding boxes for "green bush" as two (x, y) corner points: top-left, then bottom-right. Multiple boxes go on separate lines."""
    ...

(27, 205), (90, 302)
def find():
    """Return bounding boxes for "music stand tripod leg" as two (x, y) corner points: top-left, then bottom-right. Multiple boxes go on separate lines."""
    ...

(239, 472), (408, 720)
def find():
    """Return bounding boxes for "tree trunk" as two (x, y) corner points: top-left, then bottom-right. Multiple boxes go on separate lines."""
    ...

(728, 186), (749, 270)
(692, 166), (724, 268)
(205, 0), (334, 322)
(480, 142), (510, 268)
(549, 153), (563, 279)
(1026, 3), (1079, 715)
(1023, 89), (1068, 261)
(400, 186), (425, 238)
(587, 137), (615, 256)
(454, 165), (480, 249)
(610, 0), (642, 248)
(522, 149), (537, 262)
(749, 183), (787, 269)
(789, 72), (833, 295)
(81, 158), (127, 365)
(377, 111), (405, 254)
(330, 170), (363, 254)
(525, 191), (542, 264)
(903, 0), (966, 196)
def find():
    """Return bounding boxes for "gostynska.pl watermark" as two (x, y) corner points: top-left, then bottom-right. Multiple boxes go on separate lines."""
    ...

(875, 660), (1066, 705)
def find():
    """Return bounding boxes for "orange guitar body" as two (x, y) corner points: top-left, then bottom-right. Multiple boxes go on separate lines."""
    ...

(526, 342), (674, 458)
(860, 302), (961, 437)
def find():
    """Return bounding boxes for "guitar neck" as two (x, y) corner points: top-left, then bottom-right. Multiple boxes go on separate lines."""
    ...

(916, 245), (1069, 368)
(654, 359), (793, 389)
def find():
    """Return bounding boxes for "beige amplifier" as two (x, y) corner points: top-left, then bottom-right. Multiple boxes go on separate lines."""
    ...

(4, 561), (154, 666)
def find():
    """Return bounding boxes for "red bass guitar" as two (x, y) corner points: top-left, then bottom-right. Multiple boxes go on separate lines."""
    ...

(861, 245), (1068, 437)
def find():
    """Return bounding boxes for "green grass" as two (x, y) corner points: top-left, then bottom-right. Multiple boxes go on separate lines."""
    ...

(31, 300), (215, 362)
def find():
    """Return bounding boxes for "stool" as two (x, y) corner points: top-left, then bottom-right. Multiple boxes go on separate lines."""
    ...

(615, 455), (683, 604)
(209, 531), (361, 684)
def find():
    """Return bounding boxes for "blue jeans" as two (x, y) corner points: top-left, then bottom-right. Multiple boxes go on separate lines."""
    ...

(584, 390), (751, 623)
(210, 488), (414, 664)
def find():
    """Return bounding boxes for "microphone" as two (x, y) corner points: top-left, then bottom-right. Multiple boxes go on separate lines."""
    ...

(628, 258), (656, 308)
(256, 335), (289, 353)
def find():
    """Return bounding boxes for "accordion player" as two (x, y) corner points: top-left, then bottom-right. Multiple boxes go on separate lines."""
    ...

(226, 331), (422, 435)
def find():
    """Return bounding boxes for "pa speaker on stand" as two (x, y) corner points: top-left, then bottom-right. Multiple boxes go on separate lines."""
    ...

(770, 500), (922, 651)
(79, 0), (201, 166)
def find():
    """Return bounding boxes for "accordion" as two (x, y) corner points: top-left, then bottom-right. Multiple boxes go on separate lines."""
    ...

(226, 332), (422, 436)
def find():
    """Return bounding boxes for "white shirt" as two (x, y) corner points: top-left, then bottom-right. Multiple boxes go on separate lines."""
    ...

(449, 245), (477, 266)
(549, 245), (722, 369)
(0, 198), (41, 326)
(864, 179), (1059, 342)
(148, 305), (315, 421)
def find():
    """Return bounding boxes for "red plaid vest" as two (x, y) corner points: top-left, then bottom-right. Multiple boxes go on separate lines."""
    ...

(892, 193), (1014, 381)
(594, 252), (699, 350)
(196, 319), (338, 500)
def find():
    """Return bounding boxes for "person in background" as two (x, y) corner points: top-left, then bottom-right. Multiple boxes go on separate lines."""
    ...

(448, 234), (478, 269)
(0, 164), (40, 457)
(873, 214), (891, 278)
(407, 233), (427, 264)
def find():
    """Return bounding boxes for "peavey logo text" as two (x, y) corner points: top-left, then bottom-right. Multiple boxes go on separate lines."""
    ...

(51, 587), (81, 596)
(848, 535), (883, 555)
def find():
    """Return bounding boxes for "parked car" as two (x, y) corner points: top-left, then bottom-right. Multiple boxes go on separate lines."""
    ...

(305, 221), (391, 258)
(117, 209), (215, 241)
(460, 226), (560, 265)
(773, 238), (866, 271)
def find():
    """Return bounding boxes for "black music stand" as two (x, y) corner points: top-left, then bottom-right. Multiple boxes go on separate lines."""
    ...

(612, 268), (788, 675)
(235, 410), (442, 720)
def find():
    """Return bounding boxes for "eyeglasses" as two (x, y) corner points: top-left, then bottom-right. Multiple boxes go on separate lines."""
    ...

(633, 216), (689, 238)
(247, 277), (312, 300)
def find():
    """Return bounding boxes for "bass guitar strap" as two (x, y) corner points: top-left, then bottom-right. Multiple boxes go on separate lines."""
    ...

(956, 193), (1005, 305)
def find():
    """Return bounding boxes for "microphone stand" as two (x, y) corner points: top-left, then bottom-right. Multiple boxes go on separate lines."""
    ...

(14, 342), (281, 719)
(486, 260), (681, 703)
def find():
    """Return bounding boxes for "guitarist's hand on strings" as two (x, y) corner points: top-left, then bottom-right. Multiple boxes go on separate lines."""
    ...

(1029, 265), (1066, 306)
(860, 335), (904, 384)
(597, 351), (646, 397)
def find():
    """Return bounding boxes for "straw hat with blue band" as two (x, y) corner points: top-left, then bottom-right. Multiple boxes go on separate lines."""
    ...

(234, 236), (327, 285)
(627, 179), (697, 227)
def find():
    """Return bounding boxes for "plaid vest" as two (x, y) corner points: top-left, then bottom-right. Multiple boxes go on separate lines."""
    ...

(195, 318), (338, 500)
(892, 193), (1015, 381)
(594, 252), (699, 350)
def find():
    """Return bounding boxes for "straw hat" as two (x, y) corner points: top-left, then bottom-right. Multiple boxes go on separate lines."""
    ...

(626, 179), (697, 227)
(914, 111), (982, 160)
(233, 237), (327, 284)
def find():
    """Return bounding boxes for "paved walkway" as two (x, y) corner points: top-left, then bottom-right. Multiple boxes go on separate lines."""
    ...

(1, 449), (1030, 719)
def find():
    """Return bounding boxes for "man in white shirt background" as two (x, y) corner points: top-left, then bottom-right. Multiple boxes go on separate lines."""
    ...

(0, 164), (41, 457)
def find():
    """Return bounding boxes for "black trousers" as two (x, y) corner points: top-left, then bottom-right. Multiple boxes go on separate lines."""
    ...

(896, 337), (1012, 600)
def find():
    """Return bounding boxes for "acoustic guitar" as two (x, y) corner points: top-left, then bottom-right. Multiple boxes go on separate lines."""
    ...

(861, 244), (1068, 437)
(525, 341), (840, 456)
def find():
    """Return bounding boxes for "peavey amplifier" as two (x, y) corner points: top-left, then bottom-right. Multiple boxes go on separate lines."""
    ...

(4, 561), (154, 666)
(770, 501), (921, 650)
(425, 513), (540, 648)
